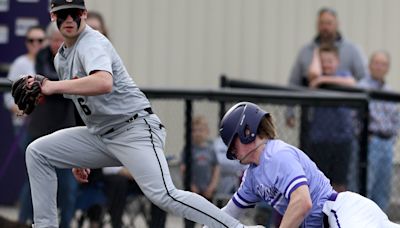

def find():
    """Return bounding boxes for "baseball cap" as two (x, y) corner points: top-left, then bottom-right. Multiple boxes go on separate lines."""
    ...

(50, 0), (86, 13)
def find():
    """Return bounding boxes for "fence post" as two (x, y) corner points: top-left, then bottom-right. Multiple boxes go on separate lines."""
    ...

(183, 99), (193, 191)
(219, 75), (227, 121)
(359, 101), (369, 196)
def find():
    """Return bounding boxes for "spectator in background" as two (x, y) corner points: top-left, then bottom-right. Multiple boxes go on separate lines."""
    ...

(307, 45), (356, 89)
(18, 22), (78, 228)
(181, 116), (220, 228)
(289, 7), (367, 87)
(3, 25), (46, 154)
(358, 51), (400, 211)
(87, 11), (108, 37)
(4, 26), (46, 117)
(286, 7), (367, 127)
(306, 44), (356, 192)
(3, 25), (46, 225)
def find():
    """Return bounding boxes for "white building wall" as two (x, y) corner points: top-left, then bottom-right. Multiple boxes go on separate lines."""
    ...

(86, 0), (400, 89)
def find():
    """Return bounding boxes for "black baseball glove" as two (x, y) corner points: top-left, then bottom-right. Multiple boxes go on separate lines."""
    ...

(11, 74), (47, 115)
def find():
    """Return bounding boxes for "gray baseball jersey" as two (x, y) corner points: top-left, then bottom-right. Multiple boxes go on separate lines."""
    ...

(54, 26), (150, 135)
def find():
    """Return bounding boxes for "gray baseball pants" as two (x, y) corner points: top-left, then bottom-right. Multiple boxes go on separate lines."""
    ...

(26, 114), (242, 228)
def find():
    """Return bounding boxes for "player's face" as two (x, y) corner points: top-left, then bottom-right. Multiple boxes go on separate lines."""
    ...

(51, 9), (87, 39)
(230, 137), (257, 164)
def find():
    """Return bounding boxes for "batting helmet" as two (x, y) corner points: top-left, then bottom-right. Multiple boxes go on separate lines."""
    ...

(50, 0), (86, 13)
(220, 102), (269, 160)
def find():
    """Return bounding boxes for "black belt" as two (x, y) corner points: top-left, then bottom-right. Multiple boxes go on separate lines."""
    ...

(101, 108), (153, 136)
(129, 107), (153, 122)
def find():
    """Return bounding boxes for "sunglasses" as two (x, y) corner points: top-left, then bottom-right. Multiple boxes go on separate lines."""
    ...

(26, 38), (45, 44)
(54, 8), (84, 20)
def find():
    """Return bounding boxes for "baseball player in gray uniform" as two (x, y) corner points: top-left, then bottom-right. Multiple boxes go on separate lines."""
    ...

(25, 0), (264, 227)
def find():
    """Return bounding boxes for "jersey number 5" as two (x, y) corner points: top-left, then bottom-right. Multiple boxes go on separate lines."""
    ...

(77, 97), (92, 115)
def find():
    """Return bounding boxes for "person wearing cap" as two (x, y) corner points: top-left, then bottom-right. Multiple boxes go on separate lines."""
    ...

(24, 1), (264, 227)
(217, 102), (400, 227)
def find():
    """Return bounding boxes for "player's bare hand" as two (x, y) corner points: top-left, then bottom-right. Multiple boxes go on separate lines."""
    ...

(39, 79), (53, 96)
(72, 168), (91, 183)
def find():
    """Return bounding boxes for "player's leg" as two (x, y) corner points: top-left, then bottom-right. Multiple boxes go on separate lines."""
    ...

(25, 126), (121, 228)
(323, 191), (398, 227)
(382, 221), (400, 228)
(104, 115), (243, 228)
(56, 168), (78, 228)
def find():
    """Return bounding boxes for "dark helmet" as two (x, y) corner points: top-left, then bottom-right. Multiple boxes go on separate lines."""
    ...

(50, 0), (86, 13)
(219, 102), (268, 160)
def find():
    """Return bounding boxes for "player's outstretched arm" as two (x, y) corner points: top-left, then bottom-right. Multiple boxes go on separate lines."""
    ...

(41, 71), (112, 96)
(202, 198), (247, 228)
(279, 185), (312, 228)
(221, 198), (247, 220)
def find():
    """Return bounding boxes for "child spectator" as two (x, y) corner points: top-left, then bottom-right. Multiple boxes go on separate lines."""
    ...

(181, 116), (220, 228)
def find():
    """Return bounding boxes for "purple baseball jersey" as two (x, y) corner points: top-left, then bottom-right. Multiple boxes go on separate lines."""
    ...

(232, 139), (335, 227)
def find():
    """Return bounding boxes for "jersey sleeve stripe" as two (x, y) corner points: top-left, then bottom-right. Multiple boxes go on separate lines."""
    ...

(284, 175), (308, 199)
(236, 192), (256, 204)
(232, 197), (256, 209)
(232, 192), (257, 208)
(287, 181), (307, 199)
(284, 175), (306, 195)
